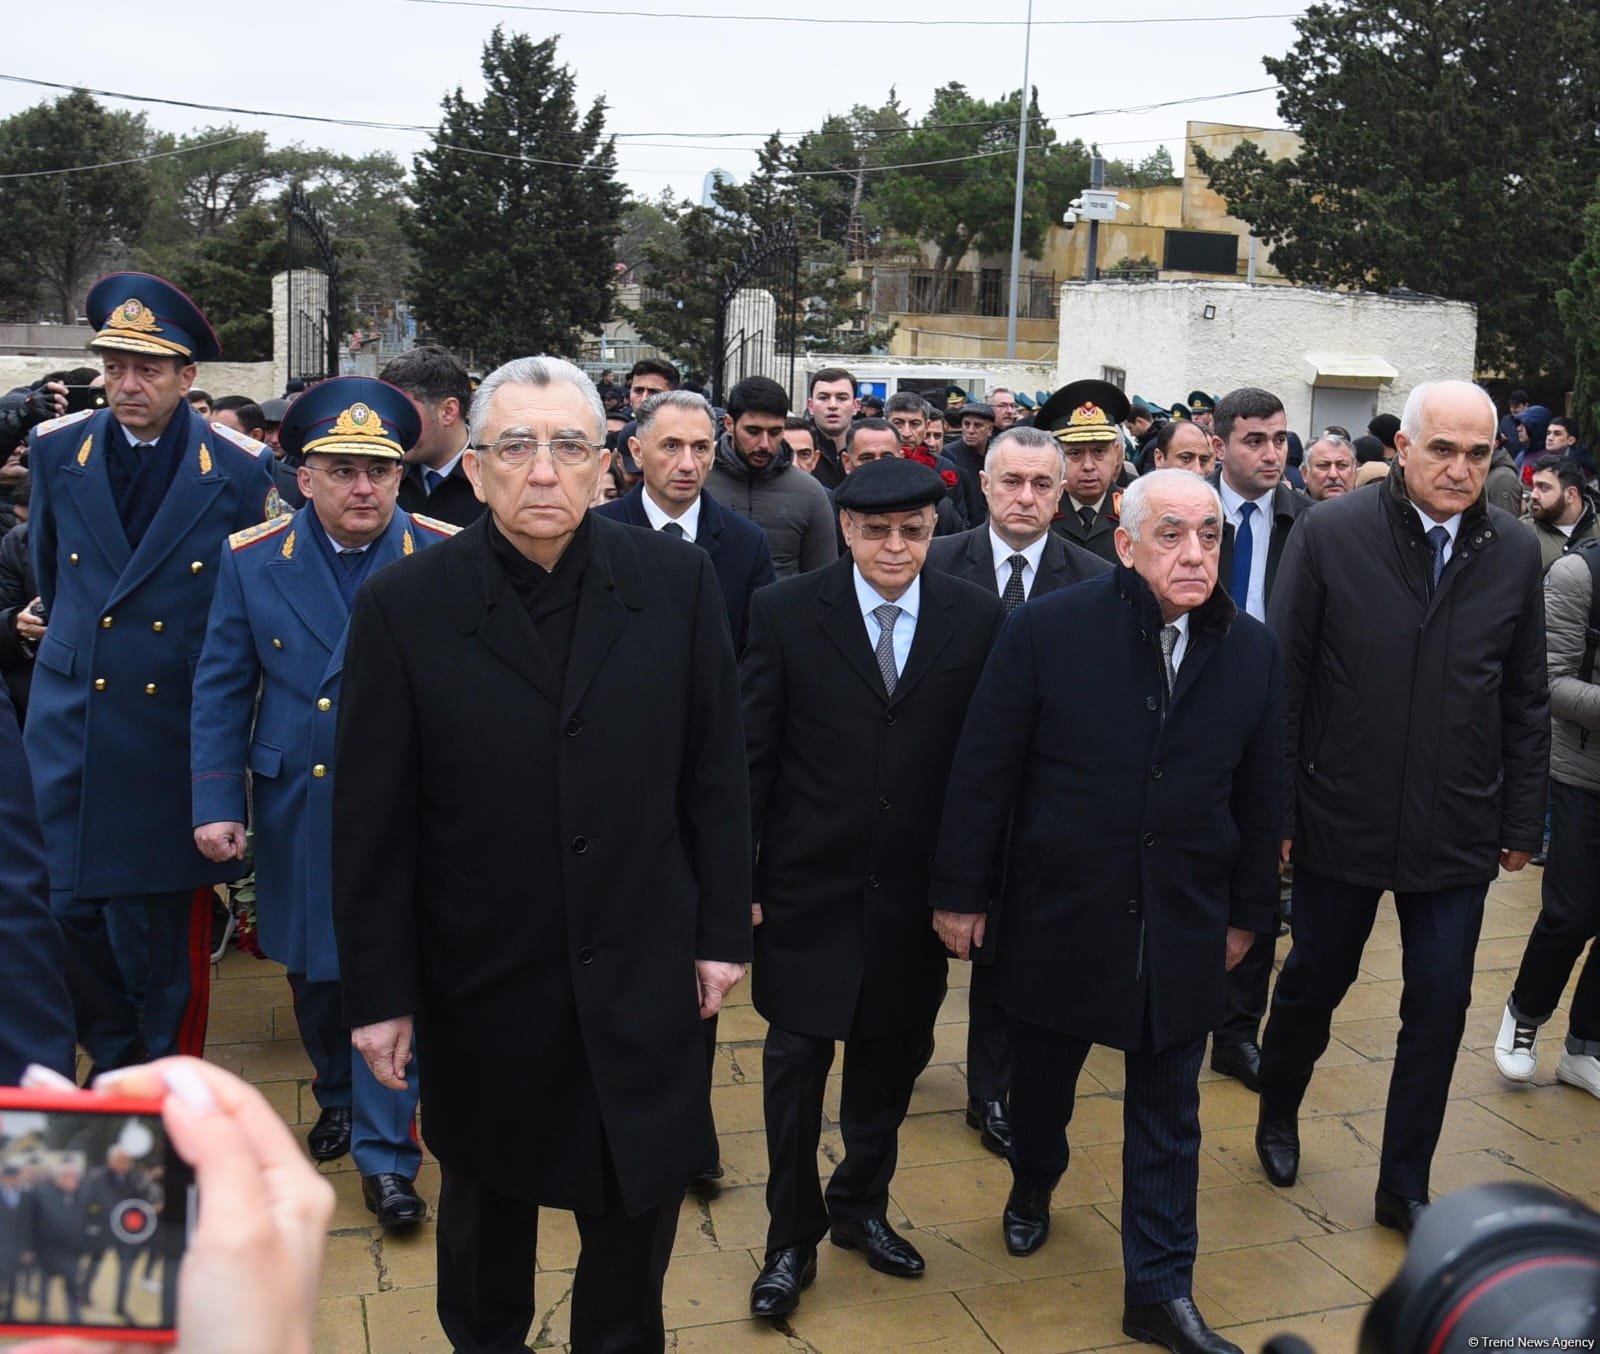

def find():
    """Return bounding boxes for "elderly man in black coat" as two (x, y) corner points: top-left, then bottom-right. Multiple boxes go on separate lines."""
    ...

(742, 457), (1004, 1318)
(931, 468), (1282, 1354)
(333, 356), (751, 1354)
(1254, 379), (1549, 1238)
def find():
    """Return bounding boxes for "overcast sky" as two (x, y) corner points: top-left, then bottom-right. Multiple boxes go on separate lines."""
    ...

(0, 1), (1301, 204)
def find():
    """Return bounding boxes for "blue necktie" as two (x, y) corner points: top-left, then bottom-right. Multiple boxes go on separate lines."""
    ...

(424, 468), (444, 493)
(1229, 501), (1256, 609)
(1427, 525), (1450, 590)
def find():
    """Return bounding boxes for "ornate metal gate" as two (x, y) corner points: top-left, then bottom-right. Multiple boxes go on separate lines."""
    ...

(285, 185), (341, 387)
(711, 221), (801, 405)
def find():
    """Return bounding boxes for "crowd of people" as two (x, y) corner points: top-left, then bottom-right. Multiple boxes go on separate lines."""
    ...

(0, 267), (1592, 1354)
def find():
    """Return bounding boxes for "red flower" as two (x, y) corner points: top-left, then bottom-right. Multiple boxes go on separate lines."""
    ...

(940, 469), (959, 488)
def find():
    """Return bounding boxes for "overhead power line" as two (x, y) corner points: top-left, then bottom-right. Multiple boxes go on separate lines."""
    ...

(400, 0), (1302, 27)
(0, 132), (247, 180)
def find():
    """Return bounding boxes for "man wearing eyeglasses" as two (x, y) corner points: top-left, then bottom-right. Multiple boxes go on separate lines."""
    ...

(190, 377), (457, 1230)
(742, 456), (1004, 1318)
(332, 357), (751, 1354)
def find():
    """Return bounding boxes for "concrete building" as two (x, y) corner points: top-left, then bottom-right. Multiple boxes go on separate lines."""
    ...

(1056, 281), (1478, 436)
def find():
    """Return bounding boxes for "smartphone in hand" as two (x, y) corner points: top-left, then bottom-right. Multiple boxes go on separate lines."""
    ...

(0, 1086), (193, 1343)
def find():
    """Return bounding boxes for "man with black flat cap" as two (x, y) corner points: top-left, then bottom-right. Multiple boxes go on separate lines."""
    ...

(1042, 379), (1132, 564)
(191, 377), (457, 1227)
(26, 272), (275, 1075)
(938, 401), (996, 529)
(743, 456), (1004, 1318)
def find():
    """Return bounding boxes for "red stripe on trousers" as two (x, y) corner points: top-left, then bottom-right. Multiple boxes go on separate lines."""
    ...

(176, 888), (215, 1057)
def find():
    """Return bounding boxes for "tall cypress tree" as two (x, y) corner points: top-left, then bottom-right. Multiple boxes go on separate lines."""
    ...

(408, 28), (624, 365)
(1197, 0), (1600, 381)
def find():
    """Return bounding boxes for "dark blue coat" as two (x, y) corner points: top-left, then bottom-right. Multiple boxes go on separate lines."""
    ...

(25, 405), (275, 896)
(594, 485), (775, 653)
(0, 681), (74, 1083)
(929, 567), (1283, 1053)
(190, 505), (457, 982)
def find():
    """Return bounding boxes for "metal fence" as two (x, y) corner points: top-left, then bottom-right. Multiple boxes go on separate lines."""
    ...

(870, 266), (1058, 319)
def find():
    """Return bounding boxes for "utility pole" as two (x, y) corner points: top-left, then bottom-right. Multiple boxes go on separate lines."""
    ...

(1085, 155), (1104, 283)
(1004, 0), (1034, 360)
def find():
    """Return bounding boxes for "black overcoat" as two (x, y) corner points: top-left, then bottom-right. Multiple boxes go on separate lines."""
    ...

(929, 568), (1283, 1053)
(332, 513), (751, 1216)
(1269, 470), (1548, 891)
(742, 556), (1004, 1040)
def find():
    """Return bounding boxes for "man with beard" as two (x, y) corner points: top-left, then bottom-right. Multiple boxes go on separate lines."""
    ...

(1521, 455), (1597, 572)
(706, 376), (837, 578)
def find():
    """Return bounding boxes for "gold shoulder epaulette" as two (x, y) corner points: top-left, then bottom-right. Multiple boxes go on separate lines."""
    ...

(210, 421), (269, 460)
(35, 408), (95, 439)
(229, 516), (293, 552)
(412, 513), (462, 537)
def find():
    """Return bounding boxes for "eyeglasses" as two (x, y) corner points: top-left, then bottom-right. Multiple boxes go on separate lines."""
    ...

(846, 513), (934, 543)
(308, 462), (401, 485)
(472, 436), (602, 467)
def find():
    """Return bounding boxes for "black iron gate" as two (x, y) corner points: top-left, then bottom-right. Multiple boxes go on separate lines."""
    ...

(711, 221), (801, 406)
(285, 185), (341, 387)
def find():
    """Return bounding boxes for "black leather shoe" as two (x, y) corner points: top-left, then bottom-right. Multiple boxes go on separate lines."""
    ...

(1002, 1181), (1053, 1256)
(693, 1162), (725, 1189)
(829, 1216), (925, 1277)
(1374, 1185), (1427, 1238)
(749, 1246), (816, 1317)
(965, 1097), (1013, 1155)
(307, 1106), (352, 1161)
(1254, 1113), (1299, 1187)
(1123, 1297), (1243, 1354)
(1210, 1041), (1261, 1092)
(362, 1173), (426, 1228)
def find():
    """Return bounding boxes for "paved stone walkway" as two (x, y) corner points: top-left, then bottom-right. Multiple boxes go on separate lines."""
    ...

(114, 869), (1600, 1350)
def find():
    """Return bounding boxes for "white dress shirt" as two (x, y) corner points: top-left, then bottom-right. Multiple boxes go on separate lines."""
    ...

(641, 489), (702, 543)
(854, 567), (919, 677)
(1414, 508), (1463, 567)
(988, 528), (1048, 601)
(1217, 478), (1274, 621)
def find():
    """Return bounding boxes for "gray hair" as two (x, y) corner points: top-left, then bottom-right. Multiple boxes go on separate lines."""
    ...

(468, 356), (605, 446)
(984, 425), (1065, 475)
(1399, 380), (1497, 444)
(1120, 467), (1224, 541)
(636, 388), (716, 438)
(1306, 432), (1355, 458)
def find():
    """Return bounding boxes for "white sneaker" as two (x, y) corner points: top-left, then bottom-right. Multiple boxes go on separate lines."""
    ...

(1556, 1049), (1600, 1098)
(1494, 1003), (1539, 1082)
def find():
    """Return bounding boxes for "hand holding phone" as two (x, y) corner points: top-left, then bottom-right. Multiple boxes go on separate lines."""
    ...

(3, 1059), (334, 1354)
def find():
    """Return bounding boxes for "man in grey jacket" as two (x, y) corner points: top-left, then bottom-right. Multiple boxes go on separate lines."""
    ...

(706, 376), (837, 579)
(1494, 539), (1600, 1097)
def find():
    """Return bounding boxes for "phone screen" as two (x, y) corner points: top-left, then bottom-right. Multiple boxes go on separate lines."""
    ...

(0, 1091), (191, 1343)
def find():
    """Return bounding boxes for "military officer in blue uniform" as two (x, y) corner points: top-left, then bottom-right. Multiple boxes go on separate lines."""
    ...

(25, 273), (276, 1075)
(190, 377), (457, 1228)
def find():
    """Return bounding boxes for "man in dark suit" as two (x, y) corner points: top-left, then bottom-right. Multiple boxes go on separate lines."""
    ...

(0, 1162), (35, 1319)
(1255, 381), (1548, 1238)
(743, 458), (1004, 1318)
(1204, 387), (1310, 1091)
(937, 402), (995, 529)
(594, 389), (775, 654)
(333, 356), (751, 1354)
(931, 469), (1282, 1354)
(381, 345), (485, 529)
(0, 680), (73, 1085)
(1044, 380), (1133, 563)
(925, 425), (1110, 1157)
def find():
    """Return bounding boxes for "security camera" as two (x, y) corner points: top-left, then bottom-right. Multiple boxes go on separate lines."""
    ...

(1063, 210), (1078, 226)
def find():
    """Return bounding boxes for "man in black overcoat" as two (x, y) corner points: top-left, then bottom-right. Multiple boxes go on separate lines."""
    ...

(923, 424), (1109, 1157)
(332, 356), (751, 1354)
(931, 469), (1282, 1354)
(1254, 380), (1548, 1238)
(742, 457), (1004, 1317)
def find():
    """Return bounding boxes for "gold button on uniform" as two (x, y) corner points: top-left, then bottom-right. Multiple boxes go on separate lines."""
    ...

(190, 561), (204, 574)
(272, 638), (284, 649)
(317, 698), (332, 712)
(145, 684), (157, 695)
(100, 616), (113, 629)
(152, 621), (164, 632)
(311, 764), (327, 778)
(69, 553), (79, 565)
(93, 679), (106, 691)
